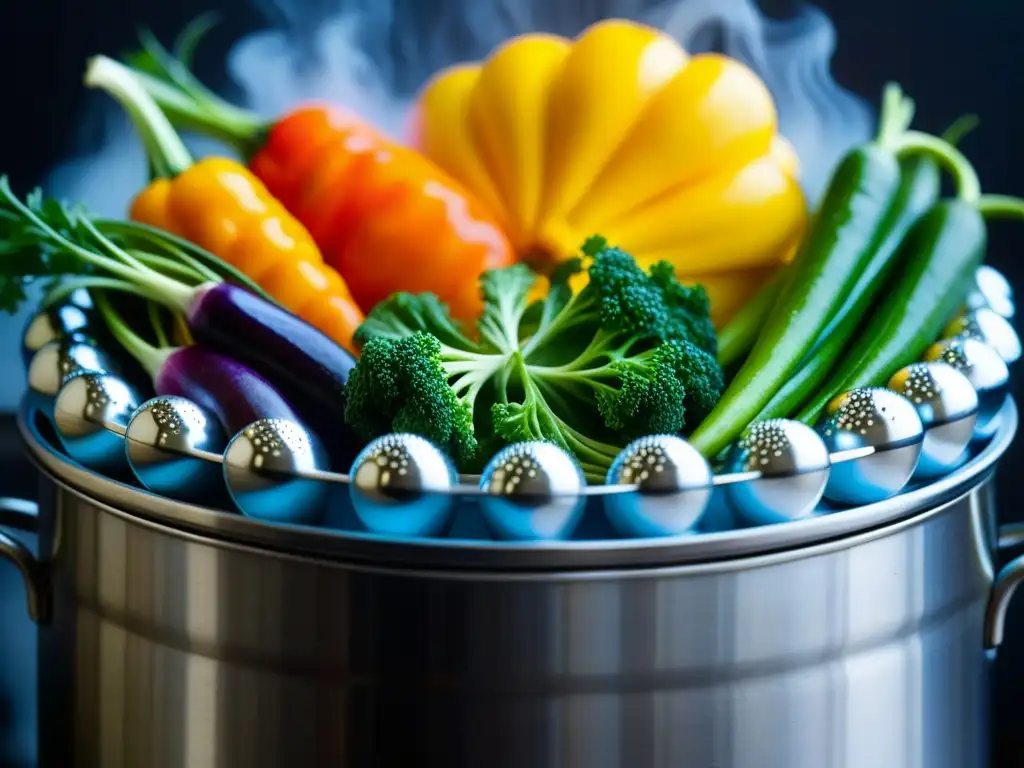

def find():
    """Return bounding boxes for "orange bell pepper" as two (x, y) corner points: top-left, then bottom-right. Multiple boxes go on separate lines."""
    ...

(410, 19), (809, 326)
(118, 32), (515, 320)
(249, 107), (515, 318)
(85, 56), (364, 354)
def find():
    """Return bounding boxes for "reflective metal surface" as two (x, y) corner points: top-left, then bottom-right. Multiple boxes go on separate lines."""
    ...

(52, 371), (139, 475)
(1, 400), (1023, 767)
(820, 387), (925, 505)
(604, 434), (713, 537)
(943, 307), (1022, 365)
(4, 465), (1008, 768)
(15, 400), (1020, 570)
(724, 418), (830, 525)
(349, 432), (458, 538)
(888, 362), (979, 479)
(125, 396), (228, 503)
(27, 339), (116, 399)
(479, 441), (587, 541)
(0, 497), (45, 622)
(222, 417), (330, 525)
(925, 338), (1011, 440)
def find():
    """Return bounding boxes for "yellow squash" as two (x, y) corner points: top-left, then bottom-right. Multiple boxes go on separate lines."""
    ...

(411, 18), (808, 325)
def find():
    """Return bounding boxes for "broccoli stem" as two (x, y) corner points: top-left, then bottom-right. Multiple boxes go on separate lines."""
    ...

(525, 368), (620, 480)
(519, 288), (599, 359)
(533, 368), (620, 395)
(527, 329), (642, 377)
(478, 294), (528, 351)
(526, 331), (654, 408)
(449, 367), (497, 407)
(442, 342), (509, 420)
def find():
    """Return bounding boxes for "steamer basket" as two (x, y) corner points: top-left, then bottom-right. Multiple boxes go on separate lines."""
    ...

(3, 398), (1014, 569)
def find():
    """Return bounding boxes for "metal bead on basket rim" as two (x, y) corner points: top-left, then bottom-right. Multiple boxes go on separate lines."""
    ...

(21, 304), (94, 366)
(125, 396), (228, 503)
(818, 387), (924, 507)
(942, 307), (1021, 365)
(603, 434), (713, 538)
(27, 338), (115, 399)
(966, 265), (1014, 319)
(887, 362), (979, 479)
(724, 418), (830, 527)
(53, 371), (139, 474)
(479, 441), (586, 542)
(223, 418), (330, 526)
(349, 433), (458, 539)
(923, 337), (1010, 441)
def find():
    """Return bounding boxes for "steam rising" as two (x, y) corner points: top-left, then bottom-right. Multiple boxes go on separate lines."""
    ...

(46, 0), (873, 211)
(0, 0), (869, 408)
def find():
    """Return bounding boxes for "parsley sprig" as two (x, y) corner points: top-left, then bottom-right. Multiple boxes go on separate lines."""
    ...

(0, 175), (268, 314)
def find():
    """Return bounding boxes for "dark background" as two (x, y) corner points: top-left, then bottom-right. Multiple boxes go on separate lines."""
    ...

(2, 0), (1023, 765)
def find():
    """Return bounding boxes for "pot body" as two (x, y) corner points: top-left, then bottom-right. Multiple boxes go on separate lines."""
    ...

(30, 470), (1000, 768)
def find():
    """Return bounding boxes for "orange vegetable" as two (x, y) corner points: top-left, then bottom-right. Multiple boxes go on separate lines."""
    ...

(85, 56), (364, 354)
(123, 21), (805, 328)
(249, 107), (515, 318)
(119, 33), (515, 320)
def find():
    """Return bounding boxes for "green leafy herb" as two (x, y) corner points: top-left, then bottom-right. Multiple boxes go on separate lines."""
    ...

(0, 176), (269, 315)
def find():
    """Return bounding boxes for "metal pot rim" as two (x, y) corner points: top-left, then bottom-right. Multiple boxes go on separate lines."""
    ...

(18, 398), (1018, 572)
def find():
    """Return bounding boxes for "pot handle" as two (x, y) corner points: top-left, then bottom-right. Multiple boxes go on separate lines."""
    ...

(0, 497), (47, 623)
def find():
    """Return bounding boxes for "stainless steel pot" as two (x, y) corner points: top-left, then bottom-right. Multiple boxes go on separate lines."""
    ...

(3, 401), (1024, 768)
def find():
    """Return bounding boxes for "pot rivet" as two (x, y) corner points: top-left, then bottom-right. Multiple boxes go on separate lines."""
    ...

(942, 307), (1020, 365)
(53, 371), (138, 475)
(888, 362), (979, 479)
(125, 396), (228, 502)
(924, 337), (1009, 440)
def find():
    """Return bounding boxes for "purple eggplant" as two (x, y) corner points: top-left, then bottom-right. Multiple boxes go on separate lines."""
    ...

(0, 183), (354, 441)
(154, 345), (300, 434)
(96, 295), (300, 434)
(185, 283), (355, 422)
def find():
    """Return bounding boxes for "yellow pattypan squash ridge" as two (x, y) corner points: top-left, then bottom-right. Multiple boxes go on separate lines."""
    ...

(412, 18), (808, 326)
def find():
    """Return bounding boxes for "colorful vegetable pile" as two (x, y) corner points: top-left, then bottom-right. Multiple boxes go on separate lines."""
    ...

(2, 16), (1023, 535)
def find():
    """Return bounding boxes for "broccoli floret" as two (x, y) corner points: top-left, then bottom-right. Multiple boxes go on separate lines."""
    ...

(343, 331), (496, 467)
(344, 236), (725, 481)
(595, 340), (723, 435)
(648, 262), (718, 356)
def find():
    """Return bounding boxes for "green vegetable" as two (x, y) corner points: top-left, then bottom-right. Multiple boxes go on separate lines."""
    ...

(751, 113), (980, 421)
(689, 83), (979, 458)
(754, 153), (941, 421)
(716, 269), (786, 368)
(343, 237), (724, 481)
(796, 193), (1024, 423)
(716, 114), (979, 380)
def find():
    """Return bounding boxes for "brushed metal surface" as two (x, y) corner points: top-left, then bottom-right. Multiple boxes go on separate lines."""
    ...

(16, 471), (1003, 768)
(2, 399), (1020, 767)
